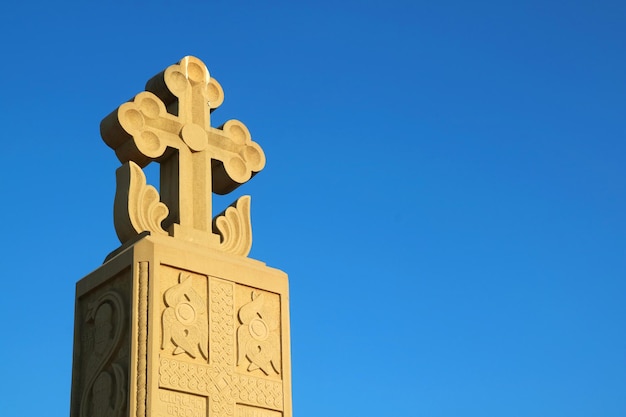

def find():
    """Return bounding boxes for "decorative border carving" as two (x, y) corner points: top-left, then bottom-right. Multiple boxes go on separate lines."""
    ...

(136, 262), (148, 417)
(210, 278), (235, 366)
(159, 358), (283, 410)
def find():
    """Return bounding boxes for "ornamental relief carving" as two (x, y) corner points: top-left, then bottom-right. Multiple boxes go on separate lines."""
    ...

(236, 289), (281, 377)
(157, 276), (285, 415)
(161, 273), (209, 360)
(80, 290), (127, 417)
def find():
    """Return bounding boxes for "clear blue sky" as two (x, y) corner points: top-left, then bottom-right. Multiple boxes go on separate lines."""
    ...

(1, 1), (624, 416)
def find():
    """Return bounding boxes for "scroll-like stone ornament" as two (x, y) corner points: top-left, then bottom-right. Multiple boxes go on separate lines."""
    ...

(213, 196), (253, 257)
(114, 161), (168, 243)
(101, 56), (265, 255)
(80, 292), (126, 417)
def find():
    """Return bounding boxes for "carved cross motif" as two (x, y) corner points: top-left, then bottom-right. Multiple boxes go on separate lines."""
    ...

(101, 56), (265, 253)
(158, 278), (284, 416)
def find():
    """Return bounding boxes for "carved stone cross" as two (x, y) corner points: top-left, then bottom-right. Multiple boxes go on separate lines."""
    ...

(70, 56), (292, 417)
(101, 56), (265, 255)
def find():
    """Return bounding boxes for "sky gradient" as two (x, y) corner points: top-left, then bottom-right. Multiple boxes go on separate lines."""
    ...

(0, 1), (624, 416)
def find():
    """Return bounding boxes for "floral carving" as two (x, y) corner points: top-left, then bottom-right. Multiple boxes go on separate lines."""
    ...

(237, 291), (281, 376)
(161, 274), (208, 360)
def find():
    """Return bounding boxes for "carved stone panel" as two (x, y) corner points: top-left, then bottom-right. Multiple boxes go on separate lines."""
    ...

(161, 270), (209, 361)
(71, 268), (132, 417)
(72, 235), (291, 417)
(155, 388), (207, 417)
(236, 404), (282, 417)
(235, 286), (281, 378)
(156, 268), (285, 417)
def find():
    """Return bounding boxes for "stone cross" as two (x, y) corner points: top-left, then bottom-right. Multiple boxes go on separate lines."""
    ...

(101, 56), (265, 254)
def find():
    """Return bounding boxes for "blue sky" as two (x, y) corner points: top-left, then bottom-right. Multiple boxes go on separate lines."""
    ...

(1, 1), (624, 416)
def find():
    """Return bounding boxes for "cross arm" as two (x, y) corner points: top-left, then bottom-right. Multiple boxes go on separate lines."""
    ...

(100, 92), (183, 167)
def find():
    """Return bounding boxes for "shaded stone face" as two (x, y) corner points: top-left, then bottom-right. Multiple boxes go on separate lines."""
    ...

(70, 57), (291, 417)
(94, 304), (113, 356)
(72, 272), (130, 417)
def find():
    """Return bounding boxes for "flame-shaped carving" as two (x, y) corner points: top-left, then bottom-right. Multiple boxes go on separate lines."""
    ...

(113, 161), (168, 243)
(213, 196), (253, 257)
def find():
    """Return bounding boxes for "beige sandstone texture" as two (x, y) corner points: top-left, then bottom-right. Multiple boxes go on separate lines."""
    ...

(70, 56), (291, 417)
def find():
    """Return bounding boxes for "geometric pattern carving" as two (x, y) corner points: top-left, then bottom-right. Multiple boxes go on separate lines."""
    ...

(210, 278), (235, 367)
(159, 358), (283, 411)
(136, 262), (149, 417)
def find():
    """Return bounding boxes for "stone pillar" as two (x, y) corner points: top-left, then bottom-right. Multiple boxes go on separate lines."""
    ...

(70, 56), (292, 417)
(70, 235), (291, 417)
